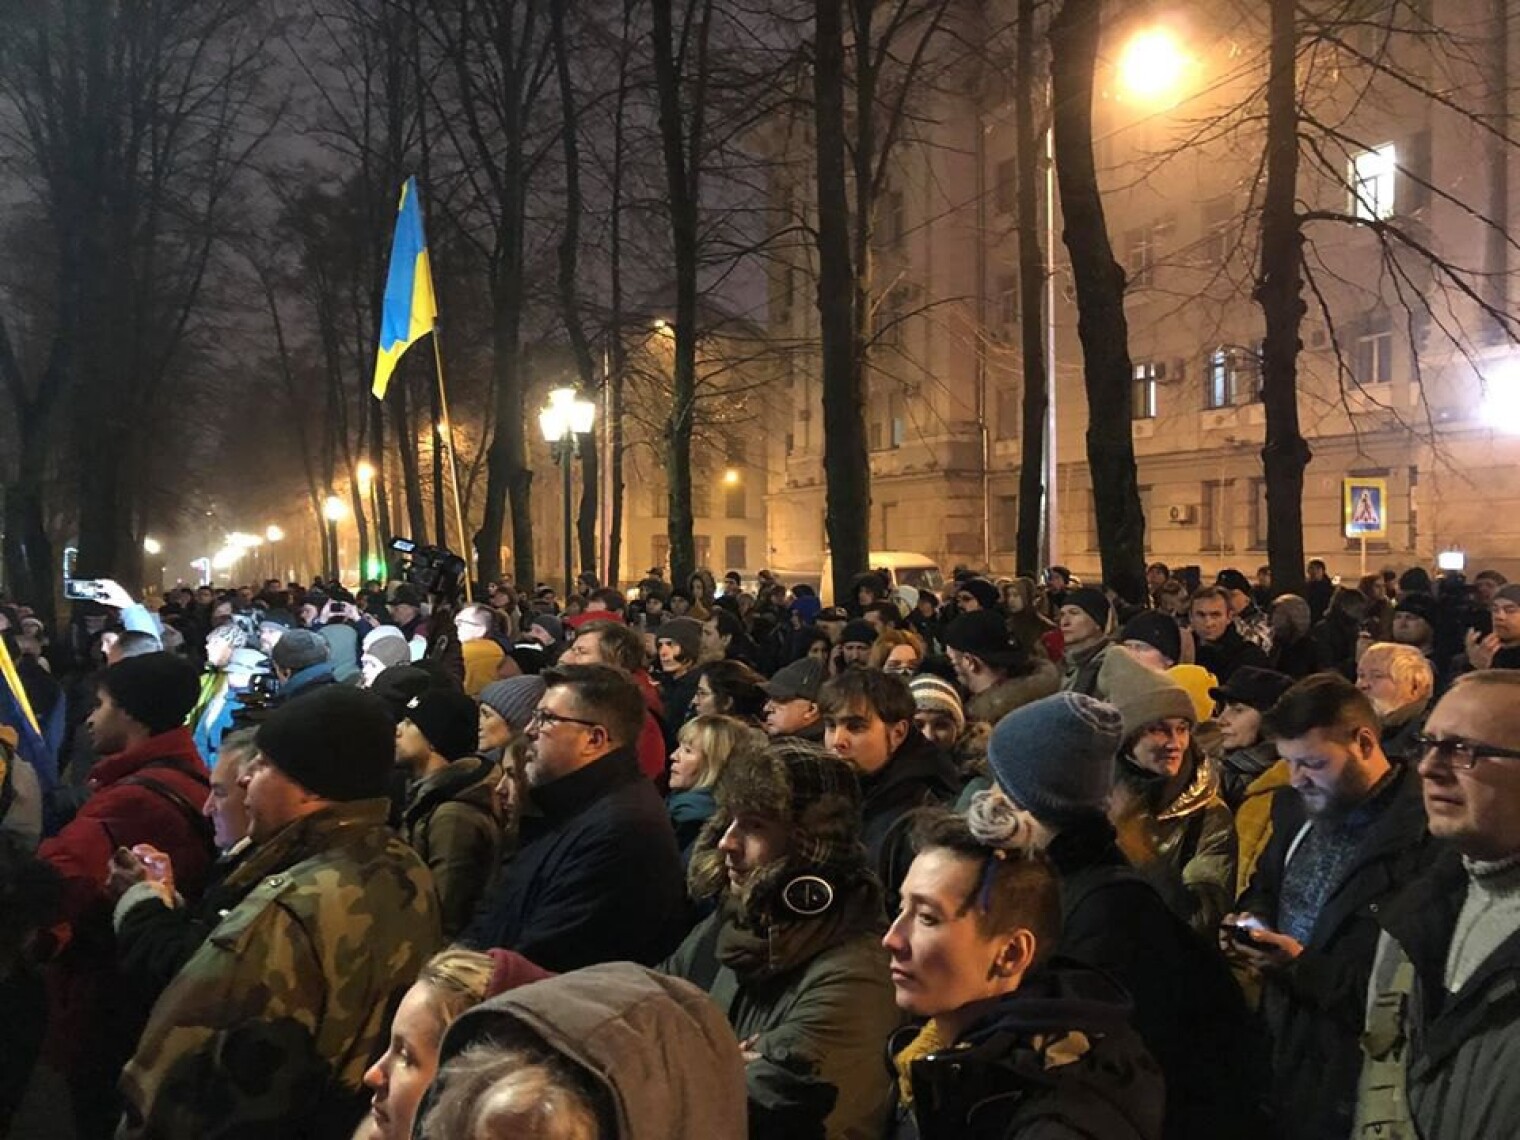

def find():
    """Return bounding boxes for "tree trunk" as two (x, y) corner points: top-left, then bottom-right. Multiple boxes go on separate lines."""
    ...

(1014, 0), (1048, 580)
(1049, 0), (1145, 603)
(370, 401), (395, 575)
(2, 423), (55, 629)
(649, 0), (708, 586)
(605, 0), (635, 589)
(1255, 0), (1310, 596)
(480, 284), (534, 588)
(814, 0), (871, 604)
(392, 369), (430, 544)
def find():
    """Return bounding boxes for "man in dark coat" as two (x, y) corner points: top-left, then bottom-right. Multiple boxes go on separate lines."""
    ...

(1191, 585), (1270, 683)
(818, 669), (960, 905)
(461, 663), (688, 970)
(1226, 674), (1431, 1140)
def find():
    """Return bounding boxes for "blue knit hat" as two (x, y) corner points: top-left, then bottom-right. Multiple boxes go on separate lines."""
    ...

(987, 692), (1124, 826)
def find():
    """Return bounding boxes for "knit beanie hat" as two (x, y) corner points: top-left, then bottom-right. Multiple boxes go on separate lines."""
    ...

(368, 665), (437, 723)
(479, 675), (548, 734)
(1099, 646), (1197, 737)
(363, 625), (407, 655)
(1063, 586), (1112, 632)
(988, 692), (1123, 826)
(909, 675), (965, 734)
(840, 619), (878, 647)
(1497, 584), (1520, 607)
(403, 687), (481, 761)
(100, 653), (200, 735)
(272, 629), (330, 673)
(255, 686), (395, 801)
(1119, 610), (1182, 665)
(657, 617), (704, 664)
(960, 578), (1001, 611)
(789, 595), (822, 624)
(1393, 592), (1438, 626)
(528, 613), (564, 644)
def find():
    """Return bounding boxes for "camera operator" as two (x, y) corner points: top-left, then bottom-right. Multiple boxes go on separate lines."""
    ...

(391, 586), (430, 661)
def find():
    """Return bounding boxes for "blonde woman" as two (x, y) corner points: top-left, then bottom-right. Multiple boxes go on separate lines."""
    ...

(357, 948), (495, 1140)
(667, 715), (765, 860)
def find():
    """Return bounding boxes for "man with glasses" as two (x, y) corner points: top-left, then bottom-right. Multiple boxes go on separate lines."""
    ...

(1222, 673), (1431, 1140)
(1354, 670), (1520, 1138)
(460, 664), (687, 971)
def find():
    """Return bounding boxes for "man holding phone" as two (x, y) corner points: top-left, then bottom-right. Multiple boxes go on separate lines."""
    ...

(1221, 674), (1431, 1140)
(1464, 582), (1520, 672)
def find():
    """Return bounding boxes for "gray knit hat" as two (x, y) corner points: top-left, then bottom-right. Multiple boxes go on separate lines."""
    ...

(656, 617), (704, 665)
(987, 692), (1123, 826)
(478, 675), (547, 733)
(909, 675), (965, 734)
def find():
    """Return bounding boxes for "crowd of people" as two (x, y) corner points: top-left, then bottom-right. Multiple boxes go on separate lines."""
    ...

(0, 554), (1517, 1138)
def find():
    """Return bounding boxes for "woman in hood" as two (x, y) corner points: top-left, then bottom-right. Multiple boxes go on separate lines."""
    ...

(884, 807), (1163, 1140)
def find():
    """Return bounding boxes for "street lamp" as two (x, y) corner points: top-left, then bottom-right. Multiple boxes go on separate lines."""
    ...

(322, 495), (347, 582)
(539, 386), (597, 599)
(143, 537), (162, 556)
(1116, 27), (1193, 104)
(356, 461), (376, 490)
(265, 524), (285, 543)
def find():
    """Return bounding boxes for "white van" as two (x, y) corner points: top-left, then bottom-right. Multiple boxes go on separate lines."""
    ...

(818, 551), (944, 607)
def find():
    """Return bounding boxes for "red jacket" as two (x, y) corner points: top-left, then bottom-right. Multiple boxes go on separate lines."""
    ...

(632, 670), (668, 783)
(40, 726), (215, 939)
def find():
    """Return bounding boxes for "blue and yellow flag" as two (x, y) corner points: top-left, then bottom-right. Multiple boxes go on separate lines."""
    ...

(372, 177), (438, 399)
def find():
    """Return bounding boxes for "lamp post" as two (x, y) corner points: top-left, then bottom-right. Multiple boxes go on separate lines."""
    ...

(323, 495), (347, 581)
(539, 387), (597, 600)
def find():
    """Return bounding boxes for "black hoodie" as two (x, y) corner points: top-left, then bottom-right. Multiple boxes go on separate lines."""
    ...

(888, 961), (1165, 1140)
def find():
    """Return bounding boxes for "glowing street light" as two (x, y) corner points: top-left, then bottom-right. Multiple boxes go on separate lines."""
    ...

(1116, 27), (1192, 103)
(723, 468), (741, 486)
(265, 524), (285, 543)
(143, 537), (162, 556)
(540, 386), (597, 598)
(356, 461), (376, 489)
(1481, 365), (1520, 433)
(323, 495), (348, 522)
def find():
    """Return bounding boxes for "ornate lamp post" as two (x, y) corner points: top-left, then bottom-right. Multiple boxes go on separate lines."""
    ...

(538, 387), (597, 600)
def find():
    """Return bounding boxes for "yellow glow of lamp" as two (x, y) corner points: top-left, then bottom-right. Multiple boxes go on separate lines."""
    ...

(323, 496), (347, 522)
(1117, 27), (1191, 102)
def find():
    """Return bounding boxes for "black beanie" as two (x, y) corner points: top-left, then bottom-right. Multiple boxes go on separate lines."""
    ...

(100, 653), (201, 735)
(1118, 610), (1182, 665)
(255, 686), (395, 802)
(402, 688), (480, 761)
(1063, 586), (1112, 632)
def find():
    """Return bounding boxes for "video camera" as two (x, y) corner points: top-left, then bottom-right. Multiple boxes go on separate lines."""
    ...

(391, 537), (466, 600)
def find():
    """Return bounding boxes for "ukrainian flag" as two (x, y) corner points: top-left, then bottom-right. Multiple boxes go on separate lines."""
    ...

(372, 177), (439, 399)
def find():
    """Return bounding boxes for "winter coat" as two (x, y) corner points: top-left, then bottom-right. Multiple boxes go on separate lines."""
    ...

(1220, 739), (1280, 811)
(117, 798), (441, 1139)
(657, 667), (702, 738)
(1233, 760), (1291, 898)
(276, 660), (337, 703)
(1045, 815), (1263, 1140)
(1195, 625), (1270, 684)
(1378, 700), (1430, 765)
(1237, 763), (1431, 1140)
(428, 962), (748, 1140)
(1353, 847), (1520, 1139)
(888, 962), (1165, 1140)
(1268, 633), (1324, 679)
(401, 754), (503, 937)
(460, 747), (688, 970)
(1115, 756), (1237, 936)
(965, 659), (1062, 726)
(632, 670), (672, 780)
(662, 882), (901, 1140)
(860, 729), (962, 905)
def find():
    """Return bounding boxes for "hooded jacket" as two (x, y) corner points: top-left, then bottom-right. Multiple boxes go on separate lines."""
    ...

(860, 729), (962, 903)
(460, 747), (688, 970)
(1237, 762), (1431, 1140)
(661, 880), (902, 1140)
(888, 962), (1165, 1140)
(1044, 815), (1263, 1140)
(401, 754), (503, 938)
(425, 962), (747, 1140)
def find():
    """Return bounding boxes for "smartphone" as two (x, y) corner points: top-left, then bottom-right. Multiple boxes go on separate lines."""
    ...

(64, 578), (110, 602)
(1223, 921), (1261, 946)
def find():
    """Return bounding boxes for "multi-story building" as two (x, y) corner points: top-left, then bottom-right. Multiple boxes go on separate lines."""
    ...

(763, 1), (1520, 582)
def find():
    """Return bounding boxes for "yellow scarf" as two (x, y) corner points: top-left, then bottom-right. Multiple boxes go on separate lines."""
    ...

(893, 1019), (950, 1107)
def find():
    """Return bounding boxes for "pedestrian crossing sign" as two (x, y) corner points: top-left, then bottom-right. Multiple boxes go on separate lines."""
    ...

(1343, 477), (1387, 539)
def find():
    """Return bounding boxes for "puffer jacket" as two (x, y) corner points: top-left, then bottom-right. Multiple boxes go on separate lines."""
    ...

(1115, 755), (1237, 936)
(1233, 759), (1291, 899)
(401, 754), (503, 938)
(425, 962), (747, 1140)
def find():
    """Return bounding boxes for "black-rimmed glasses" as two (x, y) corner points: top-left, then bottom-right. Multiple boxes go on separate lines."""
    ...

(528, 708), (603, 732)
(1415, 733), (1520, 770)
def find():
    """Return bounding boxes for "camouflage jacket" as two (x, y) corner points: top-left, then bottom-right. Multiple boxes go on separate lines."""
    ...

(117, 798), (441, 1140)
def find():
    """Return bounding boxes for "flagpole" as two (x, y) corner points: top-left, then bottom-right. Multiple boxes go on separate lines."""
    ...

(431, 328), (474, 603)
